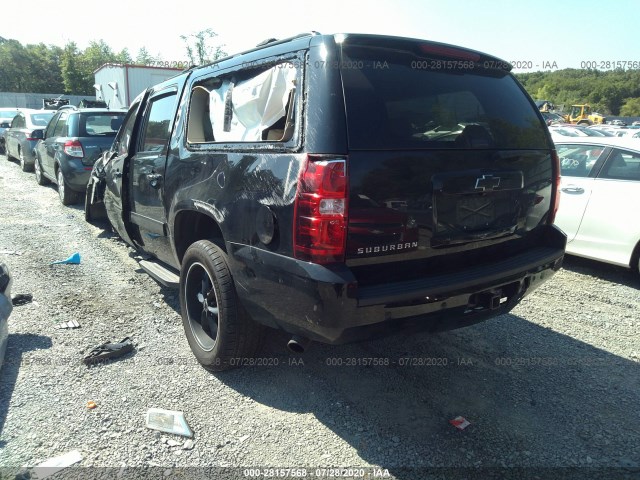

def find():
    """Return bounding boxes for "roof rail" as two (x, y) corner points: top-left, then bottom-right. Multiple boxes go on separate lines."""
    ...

(255, 31), (321, 48)
(199, 31), (322, 70)
(256, 37), (279, 47)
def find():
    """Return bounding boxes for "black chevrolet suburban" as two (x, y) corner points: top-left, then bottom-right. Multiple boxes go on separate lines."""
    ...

(86, 32), (566, 371)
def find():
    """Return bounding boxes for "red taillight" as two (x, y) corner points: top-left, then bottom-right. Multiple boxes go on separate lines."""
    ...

(294, 155), (348, 264)
(549, 150), (561, 224)
(63, 139), (84, 158)
(419, 44), (481, 62)
(26, 131), (41, 141)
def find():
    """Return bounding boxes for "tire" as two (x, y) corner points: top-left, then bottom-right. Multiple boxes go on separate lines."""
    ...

(19, 148), (32, 172)
(84, 183), (94, 223)
(84, 182), (106, 223)
(179, 240), (265, 371)
(34, 157), (49, 185)
(57, 168), (78, 205)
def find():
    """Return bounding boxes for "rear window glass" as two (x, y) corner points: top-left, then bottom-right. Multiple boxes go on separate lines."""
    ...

(80, 113), (126, 137)
(0, 111), (18, 120)
(340, 46), (549, 150)
(29, 113), (54, 127)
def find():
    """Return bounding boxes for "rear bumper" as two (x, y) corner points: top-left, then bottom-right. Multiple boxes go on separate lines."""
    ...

(60, 159), (92, 193)
(21, 140), (38, 165)
(229, 225), (566, 344)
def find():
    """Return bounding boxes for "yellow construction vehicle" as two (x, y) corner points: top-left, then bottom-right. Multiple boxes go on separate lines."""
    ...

(563, 104), (606, 125)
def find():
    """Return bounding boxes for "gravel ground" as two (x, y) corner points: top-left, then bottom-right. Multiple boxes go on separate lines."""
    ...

(0, 153), (639, 480)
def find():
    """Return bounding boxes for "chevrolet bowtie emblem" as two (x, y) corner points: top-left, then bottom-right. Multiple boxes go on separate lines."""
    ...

(475, 175), (501, 191)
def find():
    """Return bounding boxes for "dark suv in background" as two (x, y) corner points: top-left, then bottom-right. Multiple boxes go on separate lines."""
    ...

(34, 107), (126, 205)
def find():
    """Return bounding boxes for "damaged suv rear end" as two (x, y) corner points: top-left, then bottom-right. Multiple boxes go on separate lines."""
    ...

(313, 35), (566, 341)
(185, 34), (565, 353)
(88, 32), (565, 370)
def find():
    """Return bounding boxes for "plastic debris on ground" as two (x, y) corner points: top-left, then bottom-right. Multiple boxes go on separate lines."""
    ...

(0, 250), (23, 256)
(11, 293), (33, 306)
(51, 252), (81, 265)
(146, 408), (194, 438)
(449, 416), (471, 430)
(87, 401), (97, 409)
(83, 337), (134, 366)
(55, 319), (81, 329)
(33, 450), (82, 479)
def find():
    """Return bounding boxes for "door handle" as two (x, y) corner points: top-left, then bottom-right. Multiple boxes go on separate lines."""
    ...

(147, 173), (162, 188)
(561, 186), (584, 194)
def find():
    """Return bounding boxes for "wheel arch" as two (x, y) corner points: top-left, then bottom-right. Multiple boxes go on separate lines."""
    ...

(631, 239), (640, 273)
(173, 209), (225, 264)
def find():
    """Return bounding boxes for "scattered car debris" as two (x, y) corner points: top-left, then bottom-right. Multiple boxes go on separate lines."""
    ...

(11, 293), (33, 306)
(87, 401), (97, 409)
(33, 449), (83, 479)
(145, 408), (194, 438)
(83, 337), (134, 366)
(449, 416), (471, 430)
(51, 252), (81, 265)
(183, 439), (195, 450)
(55, 319), (81, 329)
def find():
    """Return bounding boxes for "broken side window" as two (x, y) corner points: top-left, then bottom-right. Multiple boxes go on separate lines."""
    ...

(187, 62), (298, 144)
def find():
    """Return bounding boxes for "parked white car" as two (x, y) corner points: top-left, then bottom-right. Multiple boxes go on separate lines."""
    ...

(553, 137), (640, 273)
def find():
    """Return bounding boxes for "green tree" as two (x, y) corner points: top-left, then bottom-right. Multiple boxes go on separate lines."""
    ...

(115, 48), (132, 64)
(516, 68), (640, 116)
(620, 97), (640, 116)
(135, 47), (157, 64)
(62, 40), (124, 94)
(180, 28), (226, 65)
(24, 43), (64, 93)
(0, 37), (176, 95)
(0, 39), (30, 91)
(60, 42), (86, 94)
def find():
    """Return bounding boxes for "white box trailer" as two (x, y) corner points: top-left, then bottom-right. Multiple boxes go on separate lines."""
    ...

(93, 64), (183, 108)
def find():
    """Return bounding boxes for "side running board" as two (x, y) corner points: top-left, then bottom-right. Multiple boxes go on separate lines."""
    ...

(139, 259), (180, 288)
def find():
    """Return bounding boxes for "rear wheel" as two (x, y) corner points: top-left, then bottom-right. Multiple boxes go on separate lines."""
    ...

(34, 157), (49, 185)
(19, 148), (32, 172)
(179, 240), (265, 371)
(57, 169), (78, 205)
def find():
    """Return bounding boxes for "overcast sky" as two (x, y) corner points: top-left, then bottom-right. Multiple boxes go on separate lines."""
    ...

(4, 0), (640, 72)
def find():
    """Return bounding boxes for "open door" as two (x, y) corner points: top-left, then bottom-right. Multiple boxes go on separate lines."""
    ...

(103, 96), (146, 247)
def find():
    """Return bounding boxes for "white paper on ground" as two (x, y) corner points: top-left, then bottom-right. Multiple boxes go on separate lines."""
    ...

(33, 449), (82, 478)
